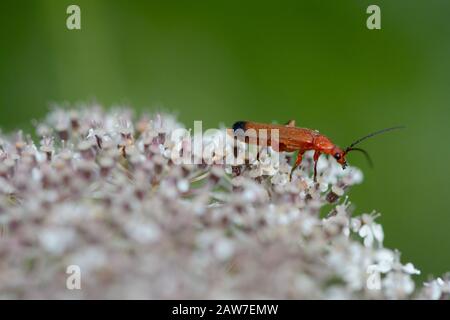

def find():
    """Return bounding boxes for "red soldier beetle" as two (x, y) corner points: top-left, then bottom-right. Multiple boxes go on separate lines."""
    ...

(231, 120), (403, 182)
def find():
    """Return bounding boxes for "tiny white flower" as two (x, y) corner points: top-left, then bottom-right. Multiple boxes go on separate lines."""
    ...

(402, 262), (421, 275)
(356, 213), (384, 247)
(176, 179), (190, 193)
(213, 238), (234, 261)
(125, 221), (161, 244)
(39, 228), (77, 255)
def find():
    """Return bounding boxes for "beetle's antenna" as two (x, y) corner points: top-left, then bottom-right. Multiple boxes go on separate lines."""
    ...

(345, 147), (373, 167)
(346, 126), (405, 150)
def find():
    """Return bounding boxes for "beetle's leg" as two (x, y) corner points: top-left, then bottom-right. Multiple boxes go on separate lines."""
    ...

(313, 151), (321, 182)
(285, 120), (296, 127)
(289, 150), (304, 181)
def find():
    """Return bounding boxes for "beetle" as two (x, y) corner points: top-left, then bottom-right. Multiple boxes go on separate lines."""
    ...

(232, 120), (403, 182)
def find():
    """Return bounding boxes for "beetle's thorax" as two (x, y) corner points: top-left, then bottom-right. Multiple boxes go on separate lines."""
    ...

(312, 134), (336, 154)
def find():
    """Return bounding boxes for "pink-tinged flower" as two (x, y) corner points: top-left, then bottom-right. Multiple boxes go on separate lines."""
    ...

(0, 104), (445, 299)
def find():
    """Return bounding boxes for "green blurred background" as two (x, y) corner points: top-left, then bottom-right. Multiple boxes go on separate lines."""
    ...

(1, 0), (449, 280)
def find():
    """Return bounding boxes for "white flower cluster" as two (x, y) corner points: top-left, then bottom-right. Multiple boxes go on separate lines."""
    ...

(0, 106), (447, 299)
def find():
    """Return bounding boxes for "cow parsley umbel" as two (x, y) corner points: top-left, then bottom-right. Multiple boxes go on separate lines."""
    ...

(0, 105), (447, 299)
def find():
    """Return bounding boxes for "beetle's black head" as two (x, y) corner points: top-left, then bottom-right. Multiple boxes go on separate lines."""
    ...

(232, 121), (247, 132)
